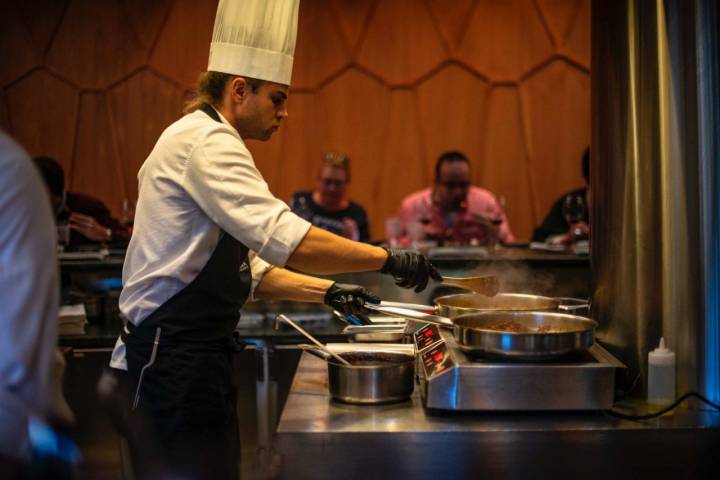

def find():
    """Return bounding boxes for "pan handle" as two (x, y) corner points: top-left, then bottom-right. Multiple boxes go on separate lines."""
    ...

(380, 301), (435, 312)
(298, 344), (332, 361)
(365, 304), (454, 328)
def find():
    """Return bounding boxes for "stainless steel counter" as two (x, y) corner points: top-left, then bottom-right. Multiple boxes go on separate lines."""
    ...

(273, 353), (720, 479)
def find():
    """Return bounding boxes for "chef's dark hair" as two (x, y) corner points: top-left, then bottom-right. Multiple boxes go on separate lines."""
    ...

(184, 71), (264, 113)
(582, 148), (590, 183)
(435, 151), (469, 181)
(320, 152), (351, 182)
(33, 156), (64, 196)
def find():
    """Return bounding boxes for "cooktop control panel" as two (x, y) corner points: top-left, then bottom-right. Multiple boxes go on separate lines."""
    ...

(414, 324), (454, 378)
(413, 324), (443, 351)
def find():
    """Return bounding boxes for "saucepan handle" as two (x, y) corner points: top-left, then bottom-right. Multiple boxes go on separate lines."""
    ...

(298, 344), (332, 361)
(365, 304), (454, 328)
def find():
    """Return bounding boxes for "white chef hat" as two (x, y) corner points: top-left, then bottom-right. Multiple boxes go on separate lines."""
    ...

(207, 0), (300, 86)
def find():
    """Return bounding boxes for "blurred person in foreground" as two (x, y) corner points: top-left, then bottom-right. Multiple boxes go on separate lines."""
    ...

(32, 156), (130, 249)
(397, 151), (514, 245)
(290, 152), (370, 242)
(532, 148), (590, 244)
(0, 131), (75, 478)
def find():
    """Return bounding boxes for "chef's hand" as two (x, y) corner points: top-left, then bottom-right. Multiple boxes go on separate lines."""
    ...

(69, 212), (111, 242)
(380, 248), (442, 292)
(324, 282), (381, 316)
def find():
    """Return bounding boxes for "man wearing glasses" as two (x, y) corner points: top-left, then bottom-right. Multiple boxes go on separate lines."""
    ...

(397, 151), (514, 245)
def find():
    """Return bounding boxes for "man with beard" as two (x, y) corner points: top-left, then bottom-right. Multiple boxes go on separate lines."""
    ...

(398, 151), (514, 244)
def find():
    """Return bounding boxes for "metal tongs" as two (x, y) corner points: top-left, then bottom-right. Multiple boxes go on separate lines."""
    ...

(275, 314), (351, 365)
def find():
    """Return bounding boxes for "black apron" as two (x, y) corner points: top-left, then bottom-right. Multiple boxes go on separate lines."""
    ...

(123, 104), (251, 480)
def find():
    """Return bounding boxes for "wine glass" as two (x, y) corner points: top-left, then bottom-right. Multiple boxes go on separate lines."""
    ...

(562, 194), (587, 242)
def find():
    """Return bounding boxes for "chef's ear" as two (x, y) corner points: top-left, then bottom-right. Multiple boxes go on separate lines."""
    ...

(228, 76), (251, 103)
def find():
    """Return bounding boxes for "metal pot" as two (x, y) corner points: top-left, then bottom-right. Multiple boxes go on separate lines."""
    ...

(299, 345), (415, 404)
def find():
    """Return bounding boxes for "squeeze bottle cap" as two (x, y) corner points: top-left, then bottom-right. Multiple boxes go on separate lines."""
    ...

(649, 337), (675, 365)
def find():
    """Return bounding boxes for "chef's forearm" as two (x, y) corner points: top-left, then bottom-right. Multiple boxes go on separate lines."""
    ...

(253, 266), (333, 302)
(287, 226), (387, 274)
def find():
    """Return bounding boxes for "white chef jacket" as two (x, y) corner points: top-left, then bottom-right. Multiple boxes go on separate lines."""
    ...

(111, 107), (311, 369)
(0, 131), (60, 461)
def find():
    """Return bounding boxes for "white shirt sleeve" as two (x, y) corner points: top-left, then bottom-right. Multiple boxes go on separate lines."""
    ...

(183, 124), (311, 267)
(248, 250), (273, 301)
(0, 132), (62, 460)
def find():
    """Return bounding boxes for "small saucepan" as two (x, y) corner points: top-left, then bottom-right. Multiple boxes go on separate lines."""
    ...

(299, 345), (415, 404)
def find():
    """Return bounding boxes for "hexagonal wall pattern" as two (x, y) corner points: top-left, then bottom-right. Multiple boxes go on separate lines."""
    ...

(458, 0), (554, 80)
(46, 0), (146, 88)
(537, 0), (583, 47)
(293, 0), (351, 90)
(427, 0), (477, 51)
(330, 0), (377, 52)
(522, 59), (590, 218)
(16, 0), (69, 57)
(150, 0), (217, 88)
(483, 86), (536, 239)
(562, 0), (590, 67)
(0, 8), (41, 86)
(374, 90), (427, 230)
(121, 0), (172, 50)
(72, 93), (125, 214)
(5, 70), (78, 169)
(356, 0), (446, 85)
(109, 69), (184, 200)
(1, 0), (590, 241)
(416, 64), (491, 180)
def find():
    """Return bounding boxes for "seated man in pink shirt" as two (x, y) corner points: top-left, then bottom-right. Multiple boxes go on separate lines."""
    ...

(398, 151), (514, 244)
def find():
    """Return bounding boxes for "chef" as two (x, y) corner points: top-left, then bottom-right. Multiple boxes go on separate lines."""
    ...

(108, 0), (439, 478)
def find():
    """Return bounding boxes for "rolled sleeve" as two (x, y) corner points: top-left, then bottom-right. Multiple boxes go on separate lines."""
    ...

(183, 125), (311, 266)
(248, 251), (273, 301)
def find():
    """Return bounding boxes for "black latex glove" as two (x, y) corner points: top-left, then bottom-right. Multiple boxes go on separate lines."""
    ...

(380, 247), (442, 293)
(324, 282), (381, 316)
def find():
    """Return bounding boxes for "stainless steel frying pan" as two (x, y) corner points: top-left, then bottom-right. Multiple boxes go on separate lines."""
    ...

(366, 304), (597, 361)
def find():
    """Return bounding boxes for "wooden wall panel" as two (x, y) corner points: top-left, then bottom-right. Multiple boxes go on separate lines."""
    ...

(427, 0), (477, 51)
(522, 59), (590, 219)
(120, 0), (172, 50)
(563, 0), (591, 65)
(375, 91), (427, 234)
(273, 92), (323, 201)
(109, 70), (184, 200)
(459, 0), (553, 79)
(416, 65), (491, 183)
(0, 0), (590, 242)
(15, 0), (69, 56)
(357, 0), (446, 85)
(46, 0), (146, 88)
(537, 0), (583, 46)
(5, 71), (78, 172)
(0, 8), (40, 85)
(150, 0), (217, 88)
(330, 0), (377, 51)
(314, 70), (391, 230)
(72, 94), (125, 213)
(293, 0), (350, 90)
(483, 87), (535, 239)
